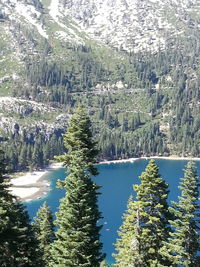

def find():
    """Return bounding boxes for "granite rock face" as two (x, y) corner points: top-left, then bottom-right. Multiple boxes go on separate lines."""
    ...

(1, 0), (199, 52)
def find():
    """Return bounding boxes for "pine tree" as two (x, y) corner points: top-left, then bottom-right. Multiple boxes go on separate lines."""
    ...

(32, 136), (44, 169)
(114, 197), (144, 267)
(50, 105), (104, 266)
(114, 160), (171, 266)
(0, 148), (41, 267)
(161, 161), (200, 266)
(33, 201), (55, 266)
(19, 144), (28, 170)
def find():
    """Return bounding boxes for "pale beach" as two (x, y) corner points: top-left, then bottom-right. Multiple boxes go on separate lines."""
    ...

(9, 163), (63, 202)
(151, 156), (200, 161)
(99, 157), (139, 164)
(100, 156), (200, 164)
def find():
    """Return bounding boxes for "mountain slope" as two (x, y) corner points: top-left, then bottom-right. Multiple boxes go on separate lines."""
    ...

(61, 0), (200, 51)
(0, 0), (200, 171)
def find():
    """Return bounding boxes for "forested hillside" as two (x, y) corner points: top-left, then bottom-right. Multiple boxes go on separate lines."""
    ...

(0, 0), (200, 171)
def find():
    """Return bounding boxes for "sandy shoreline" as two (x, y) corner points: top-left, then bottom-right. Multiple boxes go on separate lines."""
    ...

(99, 157), (139, 164)
(9, 163), (63, 202)
(9, 156), (200, 202)
(100, 155), (200, 164)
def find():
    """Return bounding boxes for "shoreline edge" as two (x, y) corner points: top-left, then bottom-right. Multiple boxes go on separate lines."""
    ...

(9, 156), (200, 202)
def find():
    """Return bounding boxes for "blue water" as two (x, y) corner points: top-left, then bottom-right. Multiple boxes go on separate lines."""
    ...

(25, 159), (200, 265)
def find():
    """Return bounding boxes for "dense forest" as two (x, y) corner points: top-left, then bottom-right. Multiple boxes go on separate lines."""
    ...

(4, 131), (65, 172)
(0, 107), (199, 266)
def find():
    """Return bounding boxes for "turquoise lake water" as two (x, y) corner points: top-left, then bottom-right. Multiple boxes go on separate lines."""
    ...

(25, 159), (200, 265)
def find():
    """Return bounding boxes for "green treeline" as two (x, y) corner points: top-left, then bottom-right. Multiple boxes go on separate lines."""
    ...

(0, 149), (41, 266)
(3, 131), (65, 172)
(0, 107), (199, 266)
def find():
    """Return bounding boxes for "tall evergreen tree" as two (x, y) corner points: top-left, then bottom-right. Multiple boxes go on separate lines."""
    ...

(19, 144), (28, 170)
(50, 105), (104, 266)
(0, 148), (41, 267)
(32, 141), (44, 169)
(161, 161), (200, 266)
(114, 197), (144, 267)
(33, 201), (55, 266)
(114, 160), (171, 266)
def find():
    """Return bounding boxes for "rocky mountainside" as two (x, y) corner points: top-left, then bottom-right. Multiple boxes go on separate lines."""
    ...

(61, 0), (200, 51)
(1, 0), (200, 52)
(0, 0), (200, 170)
(0, 0), (199, 86)
(0, 0), (198, 97)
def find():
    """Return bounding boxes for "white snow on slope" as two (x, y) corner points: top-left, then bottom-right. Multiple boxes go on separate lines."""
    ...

(15, 2), (48, 39)
(1, 0), (199, 51)
(1, 0), (48, 39)
(48, 0), (84, 44)
(61, 0), (167, 51)
(59, 0), (199, 52)
(49, 0), (63, 25)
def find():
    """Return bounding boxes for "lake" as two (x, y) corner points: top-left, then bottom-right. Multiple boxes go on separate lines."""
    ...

(26, 159), (200, 265)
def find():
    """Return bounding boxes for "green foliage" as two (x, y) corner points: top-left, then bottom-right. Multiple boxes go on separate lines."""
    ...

(0, 148), (41, 266)
(161, 161), (200, 266)
(3, 132), (65, 172)
(114, 160), (171, 266)
(33, 201), (55, 266)
(114, 197), (145, 267)
(50, 105), (104, 266)
(57, 104), (99, 179)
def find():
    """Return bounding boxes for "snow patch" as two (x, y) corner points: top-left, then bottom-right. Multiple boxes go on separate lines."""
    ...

(14, 3), (48, 39)
(60, 0), (198, 52)
(49, 0), (84, 44)
(2, 0), (48, 39)
(49, 0), (63, 22)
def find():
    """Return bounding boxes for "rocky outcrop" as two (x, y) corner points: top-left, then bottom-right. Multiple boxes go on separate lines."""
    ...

(60, 0), (200, 52)
(0, 97), (69, 138)
(1, 0), (200, 53)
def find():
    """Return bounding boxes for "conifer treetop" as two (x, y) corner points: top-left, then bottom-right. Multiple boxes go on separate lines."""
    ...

(57, 105), (99, 178)
(114, 160), (171, 266)
(50, 105), (104, 266)
(161, 161), (200, 266)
